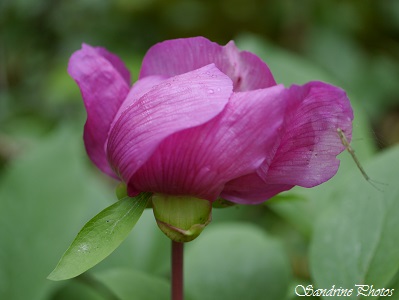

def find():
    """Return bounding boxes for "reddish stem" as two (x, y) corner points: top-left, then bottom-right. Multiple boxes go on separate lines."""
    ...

(171, 241), (184, 300)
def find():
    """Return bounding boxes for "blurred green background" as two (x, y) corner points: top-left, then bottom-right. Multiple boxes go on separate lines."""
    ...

(1, 0), (399, 153)
(1, 0), (399, 300)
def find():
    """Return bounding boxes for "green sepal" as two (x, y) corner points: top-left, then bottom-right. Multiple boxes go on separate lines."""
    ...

(212, 197), (236, 208)
(115, 182), (128, 200)
(152, 194), (212, 243)
(47, 193), (151, 281)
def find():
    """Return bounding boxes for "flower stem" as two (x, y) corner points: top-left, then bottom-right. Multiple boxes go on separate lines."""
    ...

(171, 240), (184, 300)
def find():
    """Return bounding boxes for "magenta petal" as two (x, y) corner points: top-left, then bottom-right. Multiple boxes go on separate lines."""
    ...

(107, 64), (233, 186)
(68, 44), (131, 177)
(128, 85), (287, 201)
(110, 75), (166, 132)
(93, 46), (131, 85)
(139, 37), (276, 92)
(222, 173), (294, 204)
(262, 81), (354, 186)
(223, 81), (353, 204)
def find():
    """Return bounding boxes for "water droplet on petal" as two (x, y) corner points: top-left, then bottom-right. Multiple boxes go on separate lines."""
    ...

(208, 89), (214, 94)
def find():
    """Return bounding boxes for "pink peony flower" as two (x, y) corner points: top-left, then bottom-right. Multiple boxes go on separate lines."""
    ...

(69, 37), (353, 205)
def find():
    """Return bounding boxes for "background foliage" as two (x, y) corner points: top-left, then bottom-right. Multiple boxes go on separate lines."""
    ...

(1, 0), (399, 299)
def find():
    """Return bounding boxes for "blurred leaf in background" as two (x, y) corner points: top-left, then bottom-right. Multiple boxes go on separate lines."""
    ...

(311, 145), (399, 298)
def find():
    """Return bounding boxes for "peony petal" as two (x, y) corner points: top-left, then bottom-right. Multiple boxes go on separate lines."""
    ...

(221, 173), (294, 204)
(262, 81), (354, 186)
(109, 75), (166, 134)
(94, 46), (131, 85)
(68, 44), (131, 178)
(107, 64), (233, 187)
(127, 85), (287, 201)
(222, 81), (354, 204)
(139, 37), (276, 92)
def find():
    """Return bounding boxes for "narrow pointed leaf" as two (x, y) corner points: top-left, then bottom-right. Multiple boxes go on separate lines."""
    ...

(48, 193), (151, 281)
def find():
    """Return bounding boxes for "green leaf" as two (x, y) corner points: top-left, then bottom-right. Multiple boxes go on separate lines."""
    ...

(50, 279), (107, 300)
(0, 126), (114, 300)
(185, 223), (292, 300)
(48, 193), (150, 281)
(385, 270), (399, 296)
(93, 268), (170, 300)
(99, 210), (171, 275)
(310, 145), (399, 297)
